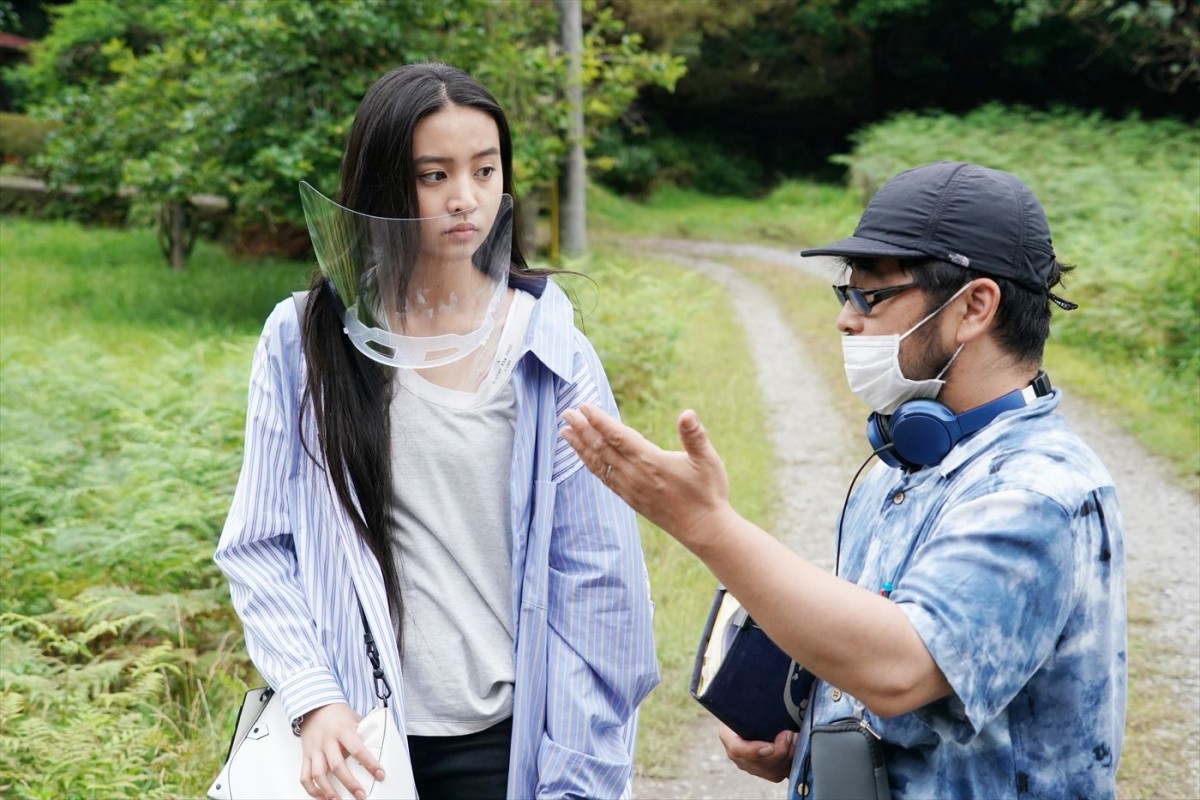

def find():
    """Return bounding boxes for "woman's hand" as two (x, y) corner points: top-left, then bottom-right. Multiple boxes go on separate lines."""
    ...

(718, 723), (797, 783)
(560, 405), (734, 553)
(298, 702), (385, 800)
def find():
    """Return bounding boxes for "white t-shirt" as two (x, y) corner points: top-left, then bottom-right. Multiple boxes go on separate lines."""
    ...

(386, 289), (534, 735)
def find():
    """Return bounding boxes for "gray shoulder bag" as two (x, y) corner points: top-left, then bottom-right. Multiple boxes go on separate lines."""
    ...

(800, 711), (891, 800)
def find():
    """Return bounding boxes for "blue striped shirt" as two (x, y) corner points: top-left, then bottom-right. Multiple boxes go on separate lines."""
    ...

(215, 276), (659, 798)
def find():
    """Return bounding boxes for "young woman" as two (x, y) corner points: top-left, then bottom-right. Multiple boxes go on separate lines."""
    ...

(215, 63), (659, 800)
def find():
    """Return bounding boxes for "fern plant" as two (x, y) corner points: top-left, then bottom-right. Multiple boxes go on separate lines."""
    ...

(0, 588), (250, 799)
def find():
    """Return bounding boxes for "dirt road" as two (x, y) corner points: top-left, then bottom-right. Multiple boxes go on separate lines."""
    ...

(625, 238), (1200, 800)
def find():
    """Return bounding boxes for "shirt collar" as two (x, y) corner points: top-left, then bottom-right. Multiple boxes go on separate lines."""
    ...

(935, 388), (1062, 478)
(511, 274), (575, 383)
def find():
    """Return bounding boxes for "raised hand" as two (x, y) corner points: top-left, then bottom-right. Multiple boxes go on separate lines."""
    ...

(560, 404), (734, 553)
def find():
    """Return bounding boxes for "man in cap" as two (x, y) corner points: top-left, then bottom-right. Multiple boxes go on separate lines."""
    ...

(560, 162), (1126, 798)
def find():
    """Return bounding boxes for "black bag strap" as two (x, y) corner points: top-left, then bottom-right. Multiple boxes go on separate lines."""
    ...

(358, 601), (392, 704)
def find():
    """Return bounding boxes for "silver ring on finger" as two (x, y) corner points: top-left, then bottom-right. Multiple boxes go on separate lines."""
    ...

(603, 463), (613, 485)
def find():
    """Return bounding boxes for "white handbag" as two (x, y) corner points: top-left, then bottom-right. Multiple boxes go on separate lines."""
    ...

(209, 601), (417, 799)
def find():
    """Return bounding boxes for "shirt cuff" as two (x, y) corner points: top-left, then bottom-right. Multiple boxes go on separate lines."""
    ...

(278, 665), (348, 724)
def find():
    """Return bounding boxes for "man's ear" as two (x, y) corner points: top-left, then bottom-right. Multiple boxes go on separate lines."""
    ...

(956, 278), (1000, 343)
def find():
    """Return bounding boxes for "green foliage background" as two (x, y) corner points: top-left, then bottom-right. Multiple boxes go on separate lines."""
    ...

(2, 100), (1198, 793)
(592, 104), (1199, 477)
(0, 220), (299, 797)
(593, 0), (1196, 189)
(0, 217), (705, 796)
(838, 104), (1199, 468)
(0, 0), (1195, 792)
(8, 0), (683, 231)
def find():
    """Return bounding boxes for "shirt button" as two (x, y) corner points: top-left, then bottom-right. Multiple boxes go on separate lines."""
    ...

(892, 491), (905, 505)
(830, 687), (842, 701)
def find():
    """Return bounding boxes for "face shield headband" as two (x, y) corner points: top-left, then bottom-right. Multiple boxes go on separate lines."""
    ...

(299, 181), (514, 369)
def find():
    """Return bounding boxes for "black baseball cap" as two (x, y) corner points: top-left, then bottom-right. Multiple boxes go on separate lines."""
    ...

(802, 161), (1060, 295)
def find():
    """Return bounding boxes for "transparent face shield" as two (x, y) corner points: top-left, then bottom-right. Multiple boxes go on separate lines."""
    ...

(299, 182), (513, 376)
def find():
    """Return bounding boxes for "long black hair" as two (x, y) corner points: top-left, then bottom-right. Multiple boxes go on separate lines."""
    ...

(299, 63), (540, 619)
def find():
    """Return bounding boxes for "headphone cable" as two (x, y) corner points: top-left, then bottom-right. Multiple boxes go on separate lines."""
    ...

(834, 444), (894, 577)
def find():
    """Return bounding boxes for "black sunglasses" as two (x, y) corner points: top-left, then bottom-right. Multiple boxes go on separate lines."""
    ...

(832, 282), (918, 315)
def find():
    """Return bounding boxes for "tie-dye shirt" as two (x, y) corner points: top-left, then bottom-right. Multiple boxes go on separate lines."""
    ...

(789, 390), (1126, 800)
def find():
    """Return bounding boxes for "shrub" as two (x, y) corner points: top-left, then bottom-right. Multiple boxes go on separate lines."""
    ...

(592, 127), (768, 199)
(558, 252), (699, 415)
(0, 177), (130, 225)
(0, 589), (252, 799)
(10, 0), (683, 267)
(591, 126), (662, 198)
(0, 113), (57, 163)
(0, 218), (303, 795)
(652, 134), (766, 197)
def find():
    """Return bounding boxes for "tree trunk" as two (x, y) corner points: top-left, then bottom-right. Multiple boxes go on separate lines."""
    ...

(157, 201), (194, 271)
(169, 203), (186, 271)
(556, 0), (586, 258)
(519, 188), (541, 257)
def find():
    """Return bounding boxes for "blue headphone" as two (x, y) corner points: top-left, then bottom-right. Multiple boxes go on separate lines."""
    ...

(867, 371), (1052, 469)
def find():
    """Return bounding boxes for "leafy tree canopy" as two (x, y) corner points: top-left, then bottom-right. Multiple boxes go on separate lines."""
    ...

(593, 0), (1195, 186)
(1008, 0), (1198, 93)
(9, 0), (684, 230)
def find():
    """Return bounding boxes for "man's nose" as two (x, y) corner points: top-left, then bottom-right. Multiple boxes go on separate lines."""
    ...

(836, 300), (863, 334)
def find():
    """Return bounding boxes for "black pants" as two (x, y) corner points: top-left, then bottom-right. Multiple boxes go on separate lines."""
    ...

(407, 716), (512, 799)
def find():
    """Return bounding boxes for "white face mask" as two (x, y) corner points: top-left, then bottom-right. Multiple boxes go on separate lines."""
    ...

(841, 284), (969, 415)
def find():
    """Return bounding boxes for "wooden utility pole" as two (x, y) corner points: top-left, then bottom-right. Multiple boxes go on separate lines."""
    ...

(556, 0), (586, 258)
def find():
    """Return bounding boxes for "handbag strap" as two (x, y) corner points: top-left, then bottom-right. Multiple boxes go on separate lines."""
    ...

(293, 290), (393, 708)
(357, 600), (392, 705)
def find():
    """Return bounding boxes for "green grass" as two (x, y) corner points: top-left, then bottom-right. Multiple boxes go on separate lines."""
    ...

(0, 217), (765, 791)
(3, 98), (1194, 792)
(1, 218), (310, 338)
(589, 179), (862, 250)
(584, 252), (776, 776)
(1, 219), (305, 797)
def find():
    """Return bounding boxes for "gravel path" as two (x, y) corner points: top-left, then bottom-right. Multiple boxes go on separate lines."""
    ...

(625, 238), (1200, 800)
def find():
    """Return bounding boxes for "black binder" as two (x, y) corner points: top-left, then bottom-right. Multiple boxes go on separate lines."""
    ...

(689, 585), (813, 743)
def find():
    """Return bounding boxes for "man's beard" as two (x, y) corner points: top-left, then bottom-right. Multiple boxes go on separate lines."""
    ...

(900, 317), (957, 383)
